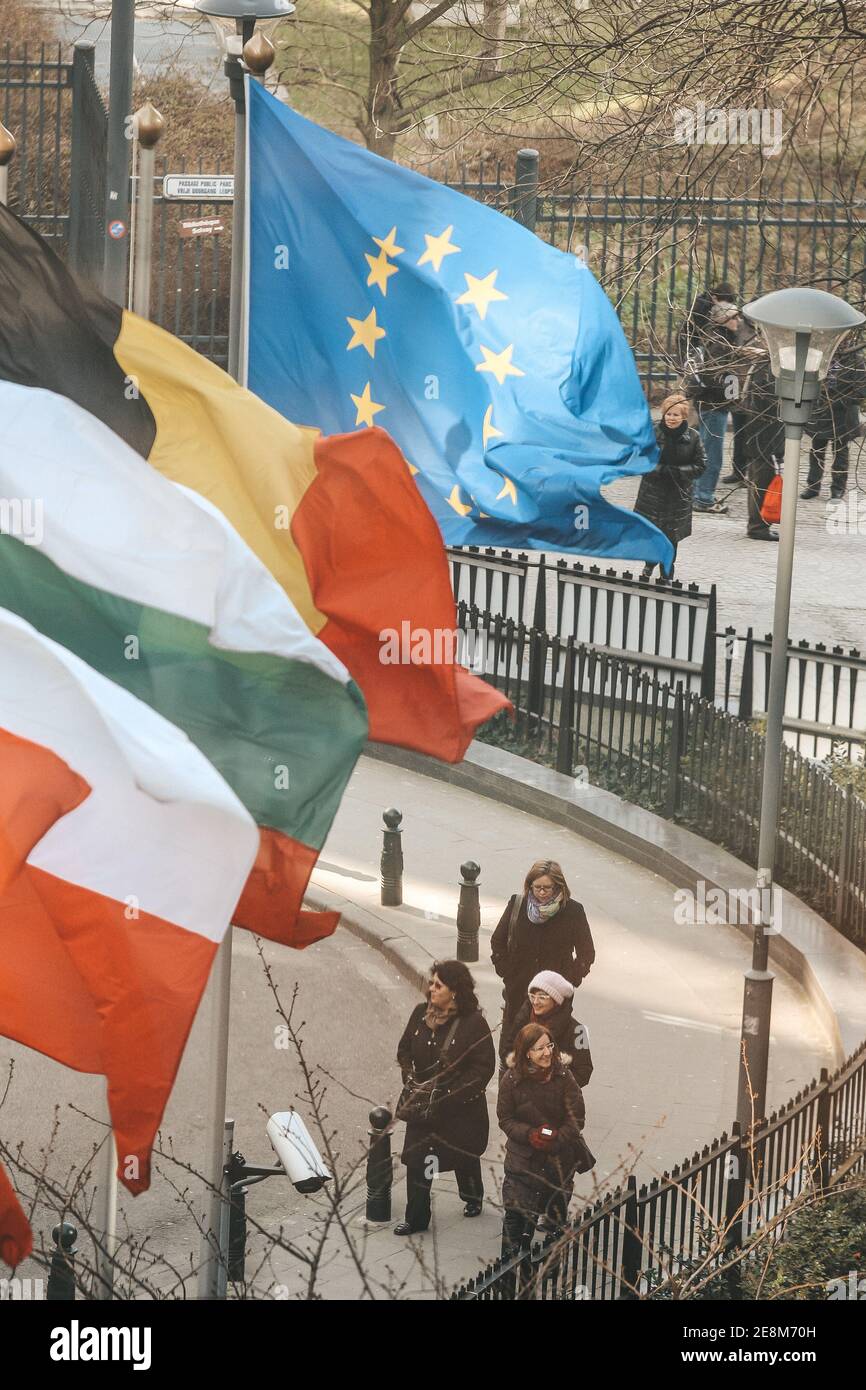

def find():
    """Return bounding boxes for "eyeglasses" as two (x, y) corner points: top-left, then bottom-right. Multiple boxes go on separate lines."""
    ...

(530, 1043), (554, 1055)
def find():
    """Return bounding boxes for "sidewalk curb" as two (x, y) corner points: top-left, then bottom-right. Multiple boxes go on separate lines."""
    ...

(357, 740), (866, 1066)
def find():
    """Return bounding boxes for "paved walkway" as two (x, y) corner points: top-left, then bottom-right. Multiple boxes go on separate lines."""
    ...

(601, 433), (866, 652)
(277, 751), (838, 1294)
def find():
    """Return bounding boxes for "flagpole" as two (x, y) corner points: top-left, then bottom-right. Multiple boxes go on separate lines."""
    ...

(94, 1098), (118, 1299)
(194, 19), (275, 1300)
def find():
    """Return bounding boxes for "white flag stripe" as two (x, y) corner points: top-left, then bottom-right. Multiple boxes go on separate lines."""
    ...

(0, 381), (351, 686)
(0, 609), (258, 940)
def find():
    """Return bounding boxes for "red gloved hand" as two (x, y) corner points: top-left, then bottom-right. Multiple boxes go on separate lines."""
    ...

(528, 1127), (556, 1150)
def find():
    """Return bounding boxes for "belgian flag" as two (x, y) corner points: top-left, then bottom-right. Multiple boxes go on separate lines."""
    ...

(0, 204), (508, 763)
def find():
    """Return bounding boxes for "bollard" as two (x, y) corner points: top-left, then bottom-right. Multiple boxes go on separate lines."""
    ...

(47, 1222), (77, 1301)
(226, 1188), (247, 1284)
(365, 1108), (393, 1222)
(456, 861), (481, 962)
(380, 808), (403, 906)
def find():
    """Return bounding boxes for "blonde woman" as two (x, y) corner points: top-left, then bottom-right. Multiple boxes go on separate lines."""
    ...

(633, 392), (706, 579)
(491, 860), (594, 1047)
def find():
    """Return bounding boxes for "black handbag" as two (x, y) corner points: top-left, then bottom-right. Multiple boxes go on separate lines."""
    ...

(396, 1017), (460, 1122)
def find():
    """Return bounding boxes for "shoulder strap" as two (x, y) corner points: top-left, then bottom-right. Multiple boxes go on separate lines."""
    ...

(507, 893), (524, 955)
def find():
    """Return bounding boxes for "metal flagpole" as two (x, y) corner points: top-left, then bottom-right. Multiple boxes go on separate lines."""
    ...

(94, 1097), (118, 1298)
(131, 103), (165, 317)
(103, 0), (136, 304)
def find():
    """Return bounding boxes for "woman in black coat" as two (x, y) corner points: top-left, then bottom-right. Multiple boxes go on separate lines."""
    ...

(491, 859), (594, 1049)
(499, 970), (593, 1088)
(634, 393), (705, 581)
(498, 1022), (588, 1255)
(394, 959), (496, 1235)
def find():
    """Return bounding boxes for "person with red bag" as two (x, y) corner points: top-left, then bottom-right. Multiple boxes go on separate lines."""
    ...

(497, 1023), (593, 1256)
(741, 354), (784, 542)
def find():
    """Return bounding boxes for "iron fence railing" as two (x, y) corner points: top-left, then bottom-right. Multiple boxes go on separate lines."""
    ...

(457, 603), (866, 946)
(453, 1041), (866, 1300)
(449, 546), (866, 757)
(0, 43), (71, 249)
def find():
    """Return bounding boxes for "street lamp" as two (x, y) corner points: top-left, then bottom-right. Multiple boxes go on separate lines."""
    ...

(735, 288), (865, 1135)
(194, 0), (291, 382)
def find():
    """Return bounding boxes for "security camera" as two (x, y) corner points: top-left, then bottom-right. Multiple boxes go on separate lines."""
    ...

(266, 1111), (331, 1193)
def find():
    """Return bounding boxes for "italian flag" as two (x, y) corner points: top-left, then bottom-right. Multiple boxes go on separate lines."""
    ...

(0, 379), (368, 947)
(0, 609), (261, 1263)
(0, 204), (508, 762)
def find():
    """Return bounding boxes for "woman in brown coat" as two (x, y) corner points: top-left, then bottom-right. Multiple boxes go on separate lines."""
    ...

(498, 1023), (588, 1255)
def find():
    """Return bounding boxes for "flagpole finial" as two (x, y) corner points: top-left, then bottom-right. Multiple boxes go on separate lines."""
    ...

(243, 30), (275, 75)
(133, 102), (165, 152)
(0, 121), (16, 166)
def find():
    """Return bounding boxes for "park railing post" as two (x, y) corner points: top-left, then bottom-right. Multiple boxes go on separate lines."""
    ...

(619, 1176), (642, 1299)
(723, 1124), (746, 1297)
(47, 1222), (77, 1301)
(514, 148), (539, 232)
(365, 1107), (393, 1222)
(380, 808), (403, 905)
(814, 1068), (832, 1192)
(664, 686), (685, 819)
(456, 860), (481, 962)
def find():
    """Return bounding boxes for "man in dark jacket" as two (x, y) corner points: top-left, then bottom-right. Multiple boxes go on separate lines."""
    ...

(677, 282), (750, 485)
(685, 304), (758, 512)
(739, 354), (784, 542)
(801, 344), (866, 500)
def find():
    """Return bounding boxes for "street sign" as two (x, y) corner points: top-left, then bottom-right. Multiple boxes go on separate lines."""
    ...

(163, 175), (234, 201)
(107, 218), (127, 240)
(179, 217), (225, 239)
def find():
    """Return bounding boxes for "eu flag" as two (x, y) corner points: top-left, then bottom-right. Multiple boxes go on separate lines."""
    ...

(247, 81), (671, 565)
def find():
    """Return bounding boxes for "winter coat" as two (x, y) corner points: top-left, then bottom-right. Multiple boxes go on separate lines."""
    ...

(633, 423), (705, 544)
(676, 291), (717, 371)
(497, 1059), (586, 1214)
(499, 998), (593, 1087)
(396, 1003), (496, 1170)
(491, 895), (595, 1006)
(684, 322), (757, 408)
(806, 348), (866, 443)
(741, 357), (785, 465)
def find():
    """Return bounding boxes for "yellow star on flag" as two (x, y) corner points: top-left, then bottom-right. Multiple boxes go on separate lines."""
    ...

(482, 404), (504, 448)
(350, 382), (385, 428)
(365, 248), (399, 296)
(373, 226), (404, 258)
(417, 225), (461, 273)
(456, 270), (508, 321)
(476, 343), (525, 385)
(446, 484), (472, 516)
(495, 475), (518, 505)
(346, 307), (387, 359)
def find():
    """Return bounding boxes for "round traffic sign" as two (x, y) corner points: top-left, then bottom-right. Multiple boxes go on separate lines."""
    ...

(108, 219), (127, 240)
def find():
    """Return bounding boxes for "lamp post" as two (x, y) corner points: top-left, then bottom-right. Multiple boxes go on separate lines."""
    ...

(192, 0), (286, 1302)
(194, 0), (291, 384)
(735, 287), (865, 1134)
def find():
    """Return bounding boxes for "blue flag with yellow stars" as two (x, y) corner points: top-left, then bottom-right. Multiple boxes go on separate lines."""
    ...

(246, 81), (672, 565)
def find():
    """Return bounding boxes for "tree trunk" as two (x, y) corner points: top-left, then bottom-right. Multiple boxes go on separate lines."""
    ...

(475, 0), (509, 76)
(363, 0), (407, 159)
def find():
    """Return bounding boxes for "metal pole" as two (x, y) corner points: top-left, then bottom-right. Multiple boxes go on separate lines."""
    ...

(68, 41), (97, 276)
(456, 860), (481, 962)
(131, 103), (165, 318)
(735, 426), (802, 1132)
(365, 1108), (393, 1222)
(103, 0), (136, 303)
(94, 1106), (118, 1299)
(225, 29), (250, 384)
(46, 1223), (78, 1301)
(380, 808), (404, 905)
(514, 147), (539, 232)
(197, 936), (235, 1299)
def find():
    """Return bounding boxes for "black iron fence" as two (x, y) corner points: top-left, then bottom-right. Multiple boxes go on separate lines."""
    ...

(453, 1040), (866, 1300)
(458, 604), (866, 947)
(0, 42), (71, 249)
(449, 546), (866, 757)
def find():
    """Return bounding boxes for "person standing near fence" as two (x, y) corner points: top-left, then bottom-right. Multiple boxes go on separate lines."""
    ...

(685, 303), (755, 513)
(497, 1023), (592, 1255)
(393, 960), (496, 1236)
(633, 392), (705, 581)
(677, 281), (750, 486)
(499, 971), (593, 1088)
(801, 343), (866, 501)
(491, 860), (595, 1049)
(740, 353), (784, 542)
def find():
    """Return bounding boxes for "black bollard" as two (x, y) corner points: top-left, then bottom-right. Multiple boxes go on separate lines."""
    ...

(380, 808), (403, 906)
(47, 1221), (77, 1301)
(365, 1107), (393, 1222)
(456, 860), (481, 962)
(227, 1187), (247, 1284)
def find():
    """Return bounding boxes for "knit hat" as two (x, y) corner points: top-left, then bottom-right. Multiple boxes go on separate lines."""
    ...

(527, 971), (574, 1005)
